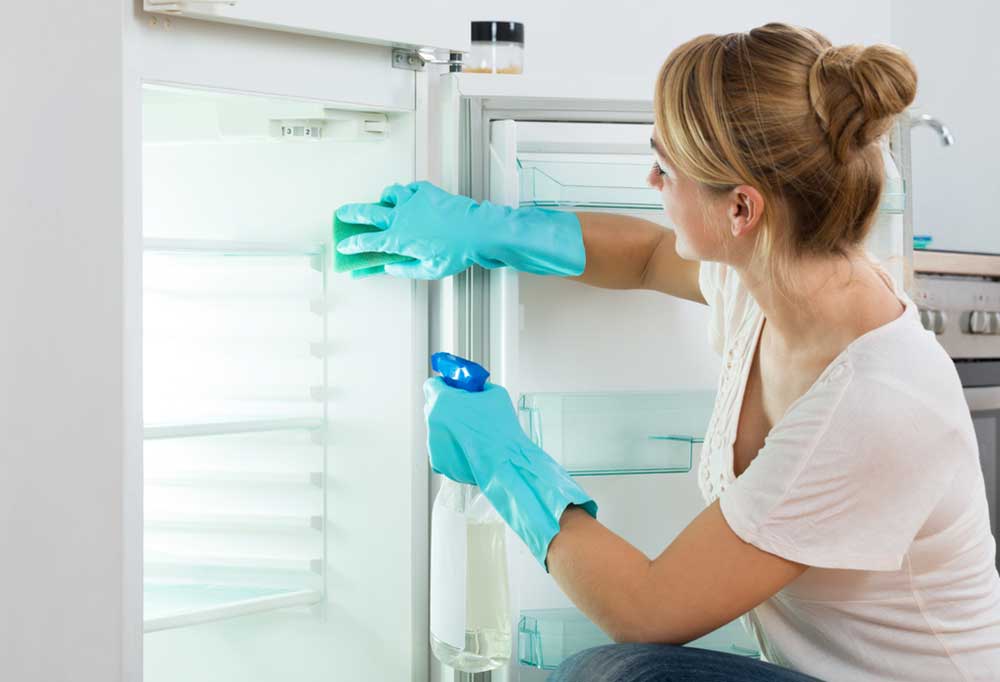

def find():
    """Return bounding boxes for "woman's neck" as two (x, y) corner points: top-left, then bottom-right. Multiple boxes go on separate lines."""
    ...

(733, 250), (904, 359)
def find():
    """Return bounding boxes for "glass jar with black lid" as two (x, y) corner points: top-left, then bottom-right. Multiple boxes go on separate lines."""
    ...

(464, 21), (524, 74)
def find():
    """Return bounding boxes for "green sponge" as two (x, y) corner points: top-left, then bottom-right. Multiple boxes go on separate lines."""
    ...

(332, 203), (416, 277)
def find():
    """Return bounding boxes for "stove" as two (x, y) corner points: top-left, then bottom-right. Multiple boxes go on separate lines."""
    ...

(913, 250), (1000, 567)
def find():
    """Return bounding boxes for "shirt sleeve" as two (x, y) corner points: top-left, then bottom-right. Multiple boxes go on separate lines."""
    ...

(698, 260), (727, 357)
(719, 362), (961, 571)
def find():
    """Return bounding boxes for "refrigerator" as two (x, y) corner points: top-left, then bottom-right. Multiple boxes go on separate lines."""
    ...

(14, 5), (913, 681)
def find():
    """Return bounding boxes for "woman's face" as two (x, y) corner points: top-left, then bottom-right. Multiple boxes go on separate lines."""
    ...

(648, 134), (728, 262)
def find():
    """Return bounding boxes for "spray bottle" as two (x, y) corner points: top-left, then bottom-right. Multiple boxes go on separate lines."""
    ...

(428, 352), (512, 675)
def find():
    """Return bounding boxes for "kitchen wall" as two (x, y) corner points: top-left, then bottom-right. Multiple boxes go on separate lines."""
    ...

(0, 2), (132, 682)
(891, 0), (999, 254)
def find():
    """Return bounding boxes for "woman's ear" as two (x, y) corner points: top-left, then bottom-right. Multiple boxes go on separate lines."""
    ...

(727, 185), (765, 239)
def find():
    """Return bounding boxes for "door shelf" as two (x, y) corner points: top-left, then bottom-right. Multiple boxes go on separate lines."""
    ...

(517, 608), (759, 670)
(518, 391), (715, 476)
(516, 157), (907, 214)
(143, 582), (322, 633)
(518, 157), (660, 211)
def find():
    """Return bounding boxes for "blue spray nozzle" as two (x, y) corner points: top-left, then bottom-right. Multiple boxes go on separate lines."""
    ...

(431, 352), (490, 393)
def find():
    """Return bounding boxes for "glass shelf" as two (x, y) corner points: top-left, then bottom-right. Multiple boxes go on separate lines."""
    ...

(144, 581), (322, 633)
(143, 238), (325, 259)
(518, 391), (715, 476)
(144, 417), (326, 440)
(517, 156), (906, 214)
(144, 513), (324, 532)
(145, 470), (323, 488)
(517, 608), (759, 670)
(145, 552), (323, 574)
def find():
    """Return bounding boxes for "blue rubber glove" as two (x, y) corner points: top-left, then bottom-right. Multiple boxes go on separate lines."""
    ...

(335, 181), (586, 280)
(423, 377), (598, 571)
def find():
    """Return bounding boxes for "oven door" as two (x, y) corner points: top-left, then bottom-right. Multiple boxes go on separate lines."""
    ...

(963, 386), (1000, 572)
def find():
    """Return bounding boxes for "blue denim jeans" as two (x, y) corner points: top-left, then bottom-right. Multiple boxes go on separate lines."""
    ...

(548, 643), (825, 682)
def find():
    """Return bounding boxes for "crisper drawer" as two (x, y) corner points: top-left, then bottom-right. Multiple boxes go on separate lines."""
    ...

(518, 391), (716, 476)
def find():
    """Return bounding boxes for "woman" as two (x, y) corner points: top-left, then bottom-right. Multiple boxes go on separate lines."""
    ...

(337, 23), (1000, 681)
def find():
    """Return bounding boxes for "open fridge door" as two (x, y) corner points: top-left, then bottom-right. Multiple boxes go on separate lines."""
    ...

(473, 107), (741, 681)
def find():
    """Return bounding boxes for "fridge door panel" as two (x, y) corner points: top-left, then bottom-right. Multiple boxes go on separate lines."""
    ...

(141, 85), (428, 681)
(478, 114), (722, 681)
(141, 0), (468, 54)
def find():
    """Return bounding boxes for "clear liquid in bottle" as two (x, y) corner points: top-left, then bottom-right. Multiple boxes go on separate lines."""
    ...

(430, 481), (512, 673)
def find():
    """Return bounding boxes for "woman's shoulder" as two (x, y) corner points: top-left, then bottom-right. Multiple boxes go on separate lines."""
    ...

(844, 297), (970, 423)
(773, 316), (974, 464)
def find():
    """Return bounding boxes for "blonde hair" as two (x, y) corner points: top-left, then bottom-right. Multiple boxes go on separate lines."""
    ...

(653, 23), (917, 287)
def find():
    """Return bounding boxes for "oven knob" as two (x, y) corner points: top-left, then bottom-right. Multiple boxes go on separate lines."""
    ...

(919, 308), (934, 331)
(989, 312), (1000, 335)
(962, 310), (991, 334)
(931, 310), (947, 335)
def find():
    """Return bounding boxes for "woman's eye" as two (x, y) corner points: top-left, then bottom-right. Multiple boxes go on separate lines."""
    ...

(650, 158), (668, 178)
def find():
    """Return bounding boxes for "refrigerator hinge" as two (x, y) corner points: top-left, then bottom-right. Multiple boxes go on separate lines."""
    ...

(393, 49), (426, 71)
(393, 48), (464, 72)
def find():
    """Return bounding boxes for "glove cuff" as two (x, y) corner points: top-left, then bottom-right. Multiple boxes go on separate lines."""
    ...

(485, 205), (586, 277)
(480, 455), (597, 572)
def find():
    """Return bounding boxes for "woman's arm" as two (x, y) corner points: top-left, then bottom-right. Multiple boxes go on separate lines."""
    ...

(572, 212), (705, 304)
(547, 502), (807, 645)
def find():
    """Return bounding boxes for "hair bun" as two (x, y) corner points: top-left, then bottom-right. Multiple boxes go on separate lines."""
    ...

(808, 43), (917, 163)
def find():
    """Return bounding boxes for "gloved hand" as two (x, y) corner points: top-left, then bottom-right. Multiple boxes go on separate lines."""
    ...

(335, 181), (586, 280)
(424, 377), (598, 571)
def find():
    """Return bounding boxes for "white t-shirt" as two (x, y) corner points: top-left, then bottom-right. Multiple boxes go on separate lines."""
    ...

(698, 259), (1000, 682)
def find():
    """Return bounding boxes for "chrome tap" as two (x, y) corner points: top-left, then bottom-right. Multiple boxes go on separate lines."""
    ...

(909, 113), (955, 146)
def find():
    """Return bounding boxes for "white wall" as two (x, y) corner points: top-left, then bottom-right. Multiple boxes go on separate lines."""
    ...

(0, 2), (131, 681)
(891, 0), (999, 254)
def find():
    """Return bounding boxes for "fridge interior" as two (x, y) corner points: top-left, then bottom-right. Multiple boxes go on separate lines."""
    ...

(141, 84), (424, 681)
(481, 116), (909, 676)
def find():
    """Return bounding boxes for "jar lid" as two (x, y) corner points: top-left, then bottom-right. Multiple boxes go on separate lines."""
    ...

(471, 21), (524, 45)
